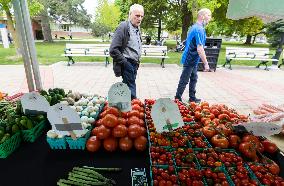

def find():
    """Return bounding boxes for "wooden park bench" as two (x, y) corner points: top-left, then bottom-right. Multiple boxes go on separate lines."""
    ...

(62, 44), (169, 67)
(62, 44), (110, 66)
(223, 47), (279, 70)
(140, 45), (169, 68)
(278, 52), (284, 68)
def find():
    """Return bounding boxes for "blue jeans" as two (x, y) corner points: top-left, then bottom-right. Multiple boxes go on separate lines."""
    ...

(175, 65), (198, 100)
(122, 59), (138, 100)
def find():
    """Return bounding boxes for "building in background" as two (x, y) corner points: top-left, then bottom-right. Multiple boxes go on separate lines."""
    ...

(50, 20), (92, 39)
(0, 15), (92, 40)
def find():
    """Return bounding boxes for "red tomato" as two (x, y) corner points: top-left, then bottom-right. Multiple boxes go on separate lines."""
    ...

(91, 127), (99, 136)
(103, 137), (118, 152)
(132, 99), (142, 106)
(112, 124), (127, 138)
(96, 125), (111, 140)
(102, 114), (118, 128)
(229, 135), (241, 148)
(140, 127), (146, 136)
(128, 124), (142, 138)
(262, 140), (278, 154)
(239, 142), (257, 160)
(128, 110), (140, 118)
(132, 104), (141, 111)
(211, 134), (229, 148)
(139, 112), (145, 119)
(117, 117), (127, 125)
(86, 136), (101, 152)
(95, 119), (103, 126)
(218, 113), (230, 121)
(127, 116), (140, 126)
(119, 136), (133, 151)
(106, 107), (119, 117)
(138, 119), (145, 127)
(268, 163), (280, 175)
(134, 136), (147, 151)
(202, 126), (216, 138)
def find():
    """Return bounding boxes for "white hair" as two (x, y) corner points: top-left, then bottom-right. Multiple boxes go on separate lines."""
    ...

(197, 8), (211, 18)
(129, 4), (144, 17)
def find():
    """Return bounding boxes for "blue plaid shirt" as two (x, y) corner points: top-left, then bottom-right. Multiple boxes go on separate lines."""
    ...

(181, 23), (206, 66)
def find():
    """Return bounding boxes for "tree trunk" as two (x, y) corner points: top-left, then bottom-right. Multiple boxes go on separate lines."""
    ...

(181, 0), (192, 41)
(244, 34), (252, 45)
(157, 18), (162, 41)
(3, 5), (21, 55)
(272, 33), (284, 65)
(252, 35), (256, 44)
(40, 8), (53, 42)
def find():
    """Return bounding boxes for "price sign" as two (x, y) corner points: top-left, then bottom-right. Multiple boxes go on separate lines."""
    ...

(235, 122), (282, 136)
(151, 98), (184, 133)
(47, 103), (86, 140)
(108, 82), (131, 112)
(21, 92), (50, 115)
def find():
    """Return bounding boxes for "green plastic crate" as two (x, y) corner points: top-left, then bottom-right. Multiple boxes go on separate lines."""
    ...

(0, 132), (21, 158)
(47, 137), (67, 149)
(65, 130), (91, 150)
(22, 120), (46, 142)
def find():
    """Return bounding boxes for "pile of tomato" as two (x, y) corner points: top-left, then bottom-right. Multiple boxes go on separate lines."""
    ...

(86, 99), (147, 152)
(146, 99), (284, 186)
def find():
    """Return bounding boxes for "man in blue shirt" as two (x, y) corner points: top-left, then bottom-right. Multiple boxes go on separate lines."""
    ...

(175, 8), (212, 103)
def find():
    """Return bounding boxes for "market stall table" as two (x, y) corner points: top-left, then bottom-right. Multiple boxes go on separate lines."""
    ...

(0, 130), (151, 186)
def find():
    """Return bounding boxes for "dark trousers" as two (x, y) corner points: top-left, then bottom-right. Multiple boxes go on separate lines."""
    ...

(175, 65), (198, 100)
(122, 58), (138, 100)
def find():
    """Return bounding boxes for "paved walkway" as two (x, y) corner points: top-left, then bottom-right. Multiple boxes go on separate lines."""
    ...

(1, 62), (284, 149)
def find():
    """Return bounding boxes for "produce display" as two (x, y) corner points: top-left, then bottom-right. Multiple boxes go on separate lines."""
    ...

(0, 100), (45, 144)
(145, 99), (284, 186)
(86, 99), (147, 152)
(46, 93), (105, 139)
(1, 89), (284, 185)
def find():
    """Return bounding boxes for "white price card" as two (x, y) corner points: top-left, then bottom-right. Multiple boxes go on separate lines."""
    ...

(236, 122), (283, 136)
(47, 103), (85, 140)
(21, 92), (50, 115)
(108, 82), (131, 112)
(151, 98), (184, 133)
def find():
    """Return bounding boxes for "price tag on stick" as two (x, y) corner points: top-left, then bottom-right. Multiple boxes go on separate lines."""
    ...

(151, 98), (184, 133)
(21, 92), (50, 115)
(235, 122), (282, 136)
(108, 82), (131, 112)
(47, 104), (84, 139)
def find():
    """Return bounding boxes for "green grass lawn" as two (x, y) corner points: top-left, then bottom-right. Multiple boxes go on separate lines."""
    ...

(0, 40), (282, 66)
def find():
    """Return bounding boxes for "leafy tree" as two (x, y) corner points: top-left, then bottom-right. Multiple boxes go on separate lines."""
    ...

(95, 0), (121, 31)
(210, 0), (263, 44)
(266, 19), (284, 62)
(47, 0), (91, 29)
(91, 22), (111, 38)
(0, 0), (43, 54)
(115, 0), (131, 22)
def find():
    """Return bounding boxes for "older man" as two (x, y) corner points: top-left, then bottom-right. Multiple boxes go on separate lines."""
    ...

(175, 8), (212, 103)
(110, 4), (144, 100)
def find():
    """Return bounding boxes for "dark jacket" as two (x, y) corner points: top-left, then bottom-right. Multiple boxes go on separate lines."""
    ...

(109, 21), (130, 77)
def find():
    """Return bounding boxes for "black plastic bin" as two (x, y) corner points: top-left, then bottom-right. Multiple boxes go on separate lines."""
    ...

(198, 38), (222, 71)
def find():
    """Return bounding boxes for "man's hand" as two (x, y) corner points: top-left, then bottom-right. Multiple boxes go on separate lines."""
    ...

(203, 62), (210, 72)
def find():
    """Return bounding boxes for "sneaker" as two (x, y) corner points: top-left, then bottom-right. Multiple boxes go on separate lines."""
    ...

(189, 98), (201, 103)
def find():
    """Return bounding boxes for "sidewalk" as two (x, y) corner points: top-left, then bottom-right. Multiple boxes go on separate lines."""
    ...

(1, 62), (284, 149)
